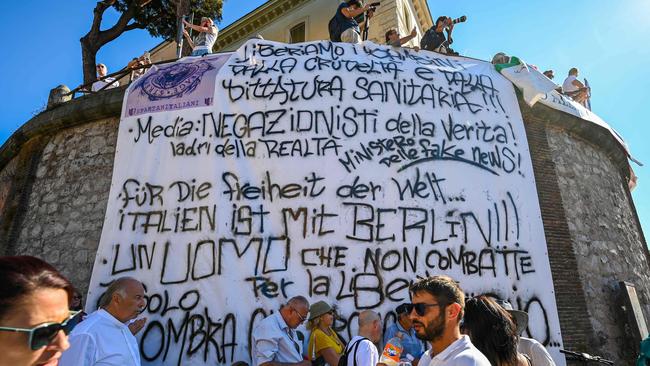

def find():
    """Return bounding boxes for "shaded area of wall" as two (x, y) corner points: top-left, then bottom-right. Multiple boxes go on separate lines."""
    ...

(547, 126), (650, 364)
(13, 118), (118, 295)
(522, 110), (595, 357)
(520, 98), (650, 365)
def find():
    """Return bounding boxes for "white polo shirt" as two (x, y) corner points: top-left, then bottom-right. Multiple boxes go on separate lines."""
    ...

(59, 309), (141, 366)
(419, 335), (490, 366)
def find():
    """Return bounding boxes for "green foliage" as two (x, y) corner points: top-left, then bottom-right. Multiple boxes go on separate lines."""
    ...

(113, 0), (224, 38)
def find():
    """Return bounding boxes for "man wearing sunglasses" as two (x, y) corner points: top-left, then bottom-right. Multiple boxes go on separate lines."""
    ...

(408, 276), (490, 365)
(252, 296), (312, 366)
(60, 277), (146, 366)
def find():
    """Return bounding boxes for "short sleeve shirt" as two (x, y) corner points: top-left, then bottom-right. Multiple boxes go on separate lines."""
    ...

(418, 335), (490, 366)
(383, 322), (424, 359)
(251, 312), (304, 366)
(336, 3), (360, 35)
(562, 75), (578, 93)
(308, 328), (344, 360)
(346, 336), (378, 366)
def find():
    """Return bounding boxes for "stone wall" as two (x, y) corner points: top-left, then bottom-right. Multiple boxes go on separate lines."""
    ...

(12, 117), (118, 295)
(547, 126), (650, 364)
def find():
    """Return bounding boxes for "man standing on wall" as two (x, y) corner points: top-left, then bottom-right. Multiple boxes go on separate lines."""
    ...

(409, 276), (490, 365)
(329, 0), (374, 44)
(420, 16), (457, 55)
(252, 296), (312, 366)
(60, 277), (147, 366)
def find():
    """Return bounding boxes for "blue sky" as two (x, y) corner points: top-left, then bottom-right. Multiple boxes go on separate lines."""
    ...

(0, 0), (648, 240)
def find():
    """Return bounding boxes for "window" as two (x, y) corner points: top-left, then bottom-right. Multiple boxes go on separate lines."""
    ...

(289, 22), (306, 43)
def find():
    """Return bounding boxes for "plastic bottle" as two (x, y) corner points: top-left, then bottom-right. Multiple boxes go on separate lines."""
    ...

(379, 336), (403, 366)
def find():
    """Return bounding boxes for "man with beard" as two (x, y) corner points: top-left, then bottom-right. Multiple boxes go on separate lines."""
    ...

(408, 276), (489, 365)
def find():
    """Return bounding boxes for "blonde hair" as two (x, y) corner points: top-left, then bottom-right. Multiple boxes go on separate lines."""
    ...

(307, 316), (321, 331)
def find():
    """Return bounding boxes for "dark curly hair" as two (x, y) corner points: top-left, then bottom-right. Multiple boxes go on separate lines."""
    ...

(0, 256), (74, 321)
(410, 275), (465, 320)
(463, 295), (519, 366)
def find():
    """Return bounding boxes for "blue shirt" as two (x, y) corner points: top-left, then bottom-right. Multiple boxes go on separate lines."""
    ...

(383, 321), (424, 360)
(251, 312), (304, 366)
(336, 3), (360, 35)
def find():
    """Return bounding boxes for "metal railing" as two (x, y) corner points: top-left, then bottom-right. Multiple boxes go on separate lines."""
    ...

(64, 57), (183, 99)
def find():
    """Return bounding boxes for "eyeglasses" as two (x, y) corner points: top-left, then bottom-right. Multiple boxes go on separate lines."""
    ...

(0, 310), (83, 350)
(404, 302), (444, 316)
(290, 306), (308, 323)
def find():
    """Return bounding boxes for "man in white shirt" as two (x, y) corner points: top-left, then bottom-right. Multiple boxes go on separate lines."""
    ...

(345, 310), (381, 366)
(60, 277), (147, 366)
(561, 67), (589, 105)
(408, 276), (490, 366)
(252, 296), (312, 366)
(91, 63), (119, 92)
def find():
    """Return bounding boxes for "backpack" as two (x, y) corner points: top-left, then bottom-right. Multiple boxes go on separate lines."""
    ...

(328, 14), (343, 42)
(337, 337), (367, 366)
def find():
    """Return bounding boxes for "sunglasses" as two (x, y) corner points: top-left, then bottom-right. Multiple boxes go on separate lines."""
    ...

(403, 302), (444, 316)
(0, 310), (83, 350)
(290, 306), (308, 323)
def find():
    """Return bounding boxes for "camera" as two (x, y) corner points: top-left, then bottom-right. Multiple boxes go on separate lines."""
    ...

(451, 15), (467, 24)
(368, 2), (380, 12)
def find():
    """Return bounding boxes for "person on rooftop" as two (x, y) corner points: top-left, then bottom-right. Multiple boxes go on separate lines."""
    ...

(385, 27), (420, 50)
(562, 67), (590, 106)
(91, 63), (119, 92)
(183, 17), (219, 56)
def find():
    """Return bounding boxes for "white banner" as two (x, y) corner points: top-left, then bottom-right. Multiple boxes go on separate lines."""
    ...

(87, 40), (565, 365)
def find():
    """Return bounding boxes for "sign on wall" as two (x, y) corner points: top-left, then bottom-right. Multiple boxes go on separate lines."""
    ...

(87, 40), (565, 365)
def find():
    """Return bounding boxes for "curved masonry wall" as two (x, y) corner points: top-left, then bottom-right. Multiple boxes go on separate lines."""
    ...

(547, 126), (650, 363)
(0, 89), (647, 365)
(14, 117), (118, 295)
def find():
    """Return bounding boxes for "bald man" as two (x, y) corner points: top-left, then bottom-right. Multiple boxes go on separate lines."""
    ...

(60, 277), (147, 366)
(343, 310), (381, 366)
(252, 296), (312, 366)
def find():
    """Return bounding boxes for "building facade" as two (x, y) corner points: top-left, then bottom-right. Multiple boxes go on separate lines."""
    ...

(149, 0), (433, 60)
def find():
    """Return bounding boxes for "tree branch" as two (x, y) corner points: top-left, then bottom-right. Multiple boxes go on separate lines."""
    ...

(124, 22), (146, 31)
(90, 0), (116, 34)
(96, 5), (136, 47)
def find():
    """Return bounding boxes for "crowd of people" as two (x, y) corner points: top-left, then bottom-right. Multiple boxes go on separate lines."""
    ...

(0, 255), (563, 366)
(250, 276), (557, 366)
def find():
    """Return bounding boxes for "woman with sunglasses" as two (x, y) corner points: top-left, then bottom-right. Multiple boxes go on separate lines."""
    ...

(0, 256), (79, 366)
(462, 296), (531, 366)
(307, 301), (345, 366)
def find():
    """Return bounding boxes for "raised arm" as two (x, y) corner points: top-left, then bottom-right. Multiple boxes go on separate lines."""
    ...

(341, 4), (369, 19)
(183, 18), (213, 33)
(399, 27), (418, 45)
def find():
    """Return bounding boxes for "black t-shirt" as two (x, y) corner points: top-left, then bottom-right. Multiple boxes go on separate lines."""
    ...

(431, 31), (447, 49)
(421, 27), (447, 51)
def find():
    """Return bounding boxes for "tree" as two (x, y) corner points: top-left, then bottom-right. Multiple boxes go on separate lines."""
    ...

(81, 0), (223, 85)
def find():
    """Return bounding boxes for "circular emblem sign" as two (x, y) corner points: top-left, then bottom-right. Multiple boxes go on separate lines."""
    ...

(137, 60), (214, 101)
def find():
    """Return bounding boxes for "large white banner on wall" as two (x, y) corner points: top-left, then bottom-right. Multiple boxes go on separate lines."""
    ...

(87, 40), (565, 365)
